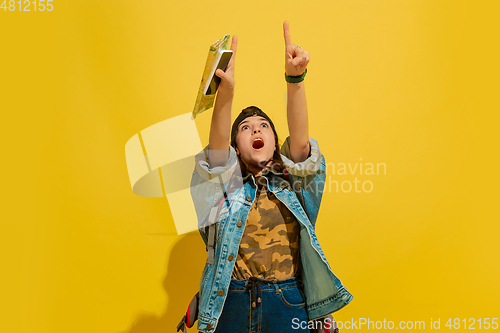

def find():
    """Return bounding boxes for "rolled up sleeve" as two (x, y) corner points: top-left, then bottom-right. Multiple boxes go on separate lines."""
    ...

(190, 144), (241, 240)
(194, 144), (240, 183)
(280, 136), (323, 177)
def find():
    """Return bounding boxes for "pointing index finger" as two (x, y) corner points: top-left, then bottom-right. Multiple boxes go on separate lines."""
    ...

(283, 21), (293, 47)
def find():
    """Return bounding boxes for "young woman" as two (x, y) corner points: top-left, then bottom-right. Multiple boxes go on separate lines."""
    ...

(190, 21), (353, 333)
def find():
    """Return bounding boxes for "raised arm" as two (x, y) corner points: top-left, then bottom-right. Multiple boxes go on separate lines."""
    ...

(208, 35), (238, 168)
(283, 21), (311, 163)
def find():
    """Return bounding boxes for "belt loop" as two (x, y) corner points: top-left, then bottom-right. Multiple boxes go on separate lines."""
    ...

(274, 283), (280, 294)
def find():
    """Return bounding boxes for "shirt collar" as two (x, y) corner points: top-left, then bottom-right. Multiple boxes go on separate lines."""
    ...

(237, 166), (284, 181)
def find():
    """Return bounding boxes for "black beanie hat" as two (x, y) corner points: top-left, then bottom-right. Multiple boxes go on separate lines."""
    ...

(230, 106), (276, 140)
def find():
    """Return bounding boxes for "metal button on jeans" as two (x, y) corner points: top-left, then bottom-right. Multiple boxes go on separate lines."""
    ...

(237, 221), (242, 227)
(228, 255), (234, 261)
(218, 290), (224, 296)
(246, 196), (252, 201)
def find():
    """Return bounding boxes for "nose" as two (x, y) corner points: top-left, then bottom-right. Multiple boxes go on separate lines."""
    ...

(253, 128), (261, 134)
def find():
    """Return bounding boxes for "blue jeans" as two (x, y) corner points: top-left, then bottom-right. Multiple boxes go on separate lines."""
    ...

(214, 277), (310, 333)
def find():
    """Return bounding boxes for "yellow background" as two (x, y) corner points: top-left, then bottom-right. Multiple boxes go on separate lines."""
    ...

(2, 1), (499, 332)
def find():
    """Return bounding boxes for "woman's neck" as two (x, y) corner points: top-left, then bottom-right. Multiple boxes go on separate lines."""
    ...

(246, 160), (273, 177)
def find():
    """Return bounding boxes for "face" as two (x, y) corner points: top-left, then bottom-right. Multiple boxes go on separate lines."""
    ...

(235, 116), (276, 173)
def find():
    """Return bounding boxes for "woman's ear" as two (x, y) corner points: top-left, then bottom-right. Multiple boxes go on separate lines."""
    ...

(235, 147), (240, 155)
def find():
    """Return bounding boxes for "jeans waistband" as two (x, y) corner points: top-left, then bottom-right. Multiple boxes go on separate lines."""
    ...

(229, 276), (300, 290)
(229, 277), (303, 309)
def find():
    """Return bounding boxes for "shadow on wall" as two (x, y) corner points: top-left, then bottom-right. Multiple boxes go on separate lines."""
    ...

(126, 231), (207, 333)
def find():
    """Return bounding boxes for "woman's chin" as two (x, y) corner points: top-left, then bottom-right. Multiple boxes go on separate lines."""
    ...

(241, 151), (273, 167)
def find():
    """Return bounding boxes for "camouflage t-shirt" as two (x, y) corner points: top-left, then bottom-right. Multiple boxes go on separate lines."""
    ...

(232, 176), (301, 280)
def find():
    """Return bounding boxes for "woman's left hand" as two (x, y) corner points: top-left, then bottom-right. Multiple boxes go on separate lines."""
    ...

(283, 21), (309, 77)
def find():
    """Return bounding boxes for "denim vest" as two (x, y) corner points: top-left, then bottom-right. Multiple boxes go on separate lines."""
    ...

(190, 136), (353, 333)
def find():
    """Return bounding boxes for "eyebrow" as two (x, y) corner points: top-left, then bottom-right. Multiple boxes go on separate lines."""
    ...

(239, 118), (268, 127)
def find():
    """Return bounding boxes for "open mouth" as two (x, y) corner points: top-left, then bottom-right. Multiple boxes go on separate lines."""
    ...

(252, 138), (264, 150)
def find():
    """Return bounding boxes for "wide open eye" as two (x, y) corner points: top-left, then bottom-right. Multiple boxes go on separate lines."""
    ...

(261, 123), (269, 128)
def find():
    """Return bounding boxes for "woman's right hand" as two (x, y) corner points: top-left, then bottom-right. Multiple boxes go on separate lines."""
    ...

(208, 35), (238, 167)
(215, 35), (238, 94)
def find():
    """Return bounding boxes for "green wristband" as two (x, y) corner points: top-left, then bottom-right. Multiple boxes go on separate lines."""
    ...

(285, 69), (307, 83)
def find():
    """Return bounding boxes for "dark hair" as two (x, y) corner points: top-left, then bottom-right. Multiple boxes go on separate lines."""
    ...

(230, 106), (285, 176)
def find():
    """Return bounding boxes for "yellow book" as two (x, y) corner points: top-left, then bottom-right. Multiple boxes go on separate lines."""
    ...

(192, 34), (230, 119)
